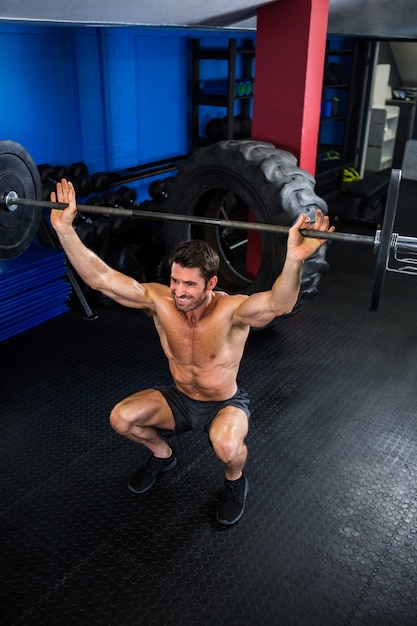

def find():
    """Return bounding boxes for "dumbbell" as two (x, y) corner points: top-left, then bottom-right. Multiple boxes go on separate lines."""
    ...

(118, 185), (137, 206)
(148, 180), (169, 204)
(70, 162), (89, 179)
(91, 172), (110, 193)
(103, 190), (123, 207)
(75, 220), (96, 247)
(38, 163), (77, 199)
(205, 115), (244, 141)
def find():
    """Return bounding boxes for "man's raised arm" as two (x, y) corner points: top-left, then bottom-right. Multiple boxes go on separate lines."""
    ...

(233, 210), (334, 328)
(50, 179), (153, 309)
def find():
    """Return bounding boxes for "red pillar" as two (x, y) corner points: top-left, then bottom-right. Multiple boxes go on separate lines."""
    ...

(252, 0), (330, 175)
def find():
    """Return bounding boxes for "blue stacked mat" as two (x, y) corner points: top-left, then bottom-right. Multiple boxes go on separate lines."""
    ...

(0, 244), (71, 342)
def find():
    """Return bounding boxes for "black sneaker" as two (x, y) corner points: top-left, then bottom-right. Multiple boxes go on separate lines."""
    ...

(128, 453), (177, 494)
(216, 474), (249, 526)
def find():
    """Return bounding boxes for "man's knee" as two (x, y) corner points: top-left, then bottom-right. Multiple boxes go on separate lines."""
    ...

(109, 390), (174, 435)
(109, 401), (131, 435)
(209, 425), (244, 463)
(109, 396), (146, 434)
(209, 409), (248, 462)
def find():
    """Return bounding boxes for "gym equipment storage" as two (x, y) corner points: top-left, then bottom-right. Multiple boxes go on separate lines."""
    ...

(316, 37), (369, 197)
(190, 38), (255, 148)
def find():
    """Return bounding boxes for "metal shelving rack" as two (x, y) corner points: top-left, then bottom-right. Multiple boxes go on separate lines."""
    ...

(190, 38), (255, 148)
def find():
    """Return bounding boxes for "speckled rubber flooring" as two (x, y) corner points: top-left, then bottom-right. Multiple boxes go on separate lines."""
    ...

(2, 181), (417, 625)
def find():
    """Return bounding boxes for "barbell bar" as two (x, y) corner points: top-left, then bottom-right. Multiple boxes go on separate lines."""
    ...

(4, 193), (376, 245)
(0, 140), (412, 312)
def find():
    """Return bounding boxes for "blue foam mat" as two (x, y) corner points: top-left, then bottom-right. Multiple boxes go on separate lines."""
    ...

(0, 243), (66, 276)
(1, 267), (68, 299)
(0, 243), (72, 342)
(0, 282), (71, 316)
(0, 305), (69, 343)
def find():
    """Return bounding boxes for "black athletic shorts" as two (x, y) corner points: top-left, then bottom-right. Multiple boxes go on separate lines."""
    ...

(153, 385), (251, 437)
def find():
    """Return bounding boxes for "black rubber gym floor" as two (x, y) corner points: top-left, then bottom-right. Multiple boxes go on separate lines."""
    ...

(2, 180), (417, 625)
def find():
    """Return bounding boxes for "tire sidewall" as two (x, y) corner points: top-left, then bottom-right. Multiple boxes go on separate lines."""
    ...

(162, 140), (328, 300)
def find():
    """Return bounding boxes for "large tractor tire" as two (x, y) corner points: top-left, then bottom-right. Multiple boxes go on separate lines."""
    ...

(162, 140), (329, 310)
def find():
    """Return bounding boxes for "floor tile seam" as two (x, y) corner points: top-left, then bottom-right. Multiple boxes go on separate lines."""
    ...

(1, 438), (217, 536)
(252, 429), (417, 540)
(344, 491), (417, 625)
(168, 446), (222, 498)
(0, 434), (121, 519)
(13, 536), (114, 625)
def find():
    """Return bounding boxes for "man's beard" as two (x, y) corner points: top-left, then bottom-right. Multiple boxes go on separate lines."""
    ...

(174, 290), (207, 313)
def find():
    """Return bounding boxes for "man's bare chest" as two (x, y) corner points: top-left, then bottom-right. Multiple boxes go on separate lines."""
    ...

(162, 316), (227, 363)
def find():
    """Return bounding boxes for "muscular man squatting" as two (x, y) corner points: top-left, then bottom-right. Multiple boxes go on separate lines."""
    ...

(50, 178), (333, 526)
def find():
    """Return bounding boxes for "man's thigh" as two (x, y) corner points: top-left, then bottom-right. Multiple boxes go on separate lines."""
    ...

(115, 388), (176, 431)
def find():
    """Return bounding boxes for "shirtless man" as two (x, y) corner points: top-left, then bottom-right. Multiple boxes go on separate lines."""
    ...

(50, 179), (333, 526)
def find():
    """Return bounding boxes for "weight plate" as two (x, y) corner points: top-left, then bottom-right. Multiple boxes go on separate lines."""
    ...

(0, 140), (42, 259)
(369, 168), (402, 312)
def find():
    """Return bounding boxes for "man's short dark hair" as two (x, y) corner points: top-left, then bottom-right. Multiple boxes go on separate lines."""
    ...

(168, 239), (220, 284)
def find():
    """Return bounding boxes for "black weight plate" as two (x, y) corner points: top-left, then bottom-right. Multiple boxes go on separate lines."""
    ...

(0, 140), (42, 259)
(369, 168), (402, 312)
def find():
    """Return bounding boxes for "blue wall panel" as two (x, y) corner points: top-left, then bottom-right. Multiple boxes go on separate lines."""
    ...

(72, 29), (106, 171)
(0, 24), (255, 202)
(134, 32), (189, 163)
(0, 25), (81, 166)
(0, 24), (256, 333)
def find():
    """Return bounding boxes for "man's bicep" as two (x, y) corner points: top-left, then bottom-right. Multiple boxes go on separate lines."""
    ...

(100, 271), (156, 309)
(232, 292), (274, 326)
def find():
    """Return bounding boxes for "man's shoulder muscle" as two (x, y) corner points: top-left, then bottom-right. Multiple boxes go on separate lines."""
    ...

(141, 282), (172, 312)
(213, 292), (249, 328)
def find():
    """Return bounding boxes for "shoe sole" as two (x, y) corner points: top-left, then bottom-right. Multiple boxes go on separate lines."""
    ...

(216, 477), (249, 526)
(128, 456), (178, 494)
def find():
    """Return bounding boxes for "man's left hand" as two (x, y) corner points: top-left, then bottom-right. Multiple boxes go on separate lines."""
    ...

(287, 209), (334, 262)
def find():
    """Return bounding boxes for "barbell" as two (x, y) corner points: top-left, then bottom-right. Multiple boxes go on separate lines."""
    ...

(0, 140), (414, 312)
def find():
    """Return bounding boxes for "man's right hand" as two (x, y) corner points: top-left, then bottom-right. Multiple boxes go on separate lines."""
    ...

(50, 179), (78, 232)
